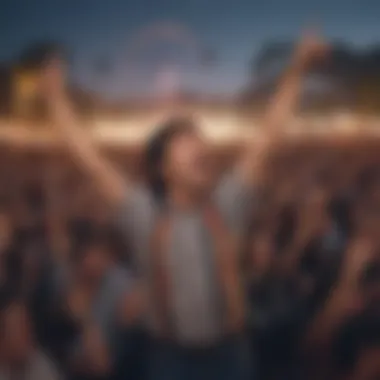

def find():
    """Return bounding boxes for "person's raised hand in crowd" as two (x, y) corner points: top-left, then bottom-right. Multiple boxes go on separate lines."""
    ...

(303, 237), (373, 349)
(293, 29), (328, 68)
(325, 238), (374, 320)
(65, 285), (111, 376)
(238, 29), (329, 187)
(118, 282), (147, 326)
(65, 284), (93, 325)
(276, 185), (329, 276)
(264, 28), (328, 134)
(339, 237), (376, 289)
(39, 56), (67, 101)
(38, 55), (129, 208)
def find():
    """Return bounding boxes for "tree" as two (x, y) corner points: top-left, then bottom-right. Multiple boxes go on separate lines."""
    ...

(242, 40), (380, 114)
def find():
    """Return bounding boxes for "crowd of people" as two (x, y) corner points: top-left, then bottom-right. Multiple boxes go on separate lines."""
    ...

(1, 33), (380, 380)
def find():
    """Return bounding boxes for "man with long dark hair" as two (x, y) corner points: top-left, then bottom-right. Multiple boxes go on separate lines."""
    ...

(39, 33), (326, 380)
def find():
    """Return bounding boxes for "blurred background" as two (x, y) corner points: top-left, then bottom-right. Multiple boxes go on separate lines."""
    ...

(1, 1), (380, 380)
(2, 0), (380, 127)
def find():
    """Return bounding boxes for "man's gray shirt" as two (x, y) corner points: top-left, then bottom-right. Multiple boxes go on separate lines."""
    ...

(118, 172), (252, 345)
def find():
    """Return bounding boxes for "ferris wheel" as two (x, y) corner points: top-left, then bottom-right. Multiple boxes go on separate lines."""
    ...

(124, 22), (216, 99)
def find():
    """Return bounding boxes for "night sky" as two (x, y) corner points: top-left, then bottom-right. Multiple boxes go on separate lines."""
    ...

(1, 0), (379, 99)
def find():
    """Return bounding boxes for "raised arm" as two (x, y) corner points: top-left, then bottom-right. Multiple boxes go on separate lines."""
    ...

(304, 238), (372, 348)
(237, 32), (328, 186)
(40, 58), (128, 207)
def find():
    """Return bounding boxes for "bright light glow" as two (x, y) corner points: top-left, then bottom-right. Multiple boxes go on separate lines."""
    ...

(2, 111), (380, 148)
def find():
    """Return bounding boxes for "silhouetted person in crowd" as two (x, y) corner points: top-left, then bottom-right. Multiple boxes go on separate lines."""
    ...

(39, 30), (326, 380)
(0, 290), (60, 380)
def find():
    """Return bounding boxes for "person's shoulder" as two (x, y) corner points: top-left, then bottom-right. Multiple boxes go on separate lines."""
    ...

(120, 181), (157, 217)
(213, 168), (255, 223)
(116, 182), (157, 232)
(128, 181), (152, 202)
(217, 169), (239, 189)
(215, 168), (253, 200)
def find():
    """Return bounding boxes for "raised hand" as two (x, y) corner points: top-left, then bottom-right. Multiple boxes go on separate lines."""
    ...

(39, 57), (67, 100)
(293, 29), (329, 68)
(262, 29), (328, 133)
(36, 53), (127, 206)
(340, 237), (375, 286)
(66, 286), (92, 324)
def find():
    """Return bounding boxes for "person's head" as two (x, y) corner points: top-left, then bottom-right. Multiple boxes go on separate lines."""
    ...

(145, 115), (213, 203)
(71, 230), (111, 283)
(0, 291), (32, 364)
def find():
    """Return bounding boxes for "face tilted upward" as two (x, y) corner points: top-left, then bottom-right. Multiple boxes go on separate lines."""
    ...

(162, 128), (214, 193)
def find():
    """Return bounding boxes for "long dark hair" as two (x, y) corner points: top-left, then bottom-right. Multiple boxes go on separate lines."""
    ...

(144, 115), (196, 203)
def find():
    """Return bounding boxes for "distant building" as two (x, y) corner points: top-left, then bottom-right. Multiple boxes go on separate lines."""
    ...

(0, 43), (99, 121)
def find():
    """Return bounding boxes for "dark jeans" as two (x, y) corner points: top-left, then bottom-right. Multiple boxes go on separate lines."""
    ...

(113, 327), (148, 380)
(147, 335), (253, 380)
